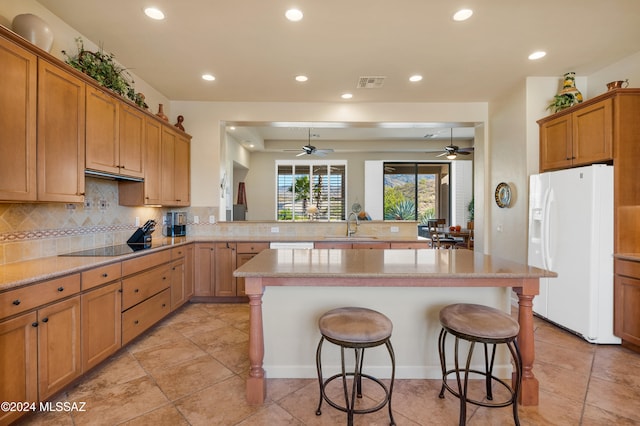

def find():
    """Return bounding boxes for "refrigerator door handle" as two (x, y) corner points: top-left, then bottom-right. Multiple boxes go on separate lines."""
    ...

(542, 187), (553, 270)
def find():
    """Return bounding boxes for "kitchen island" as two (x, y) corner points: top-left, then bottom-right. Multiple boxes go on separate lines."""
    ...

(234, 248), (556, 406)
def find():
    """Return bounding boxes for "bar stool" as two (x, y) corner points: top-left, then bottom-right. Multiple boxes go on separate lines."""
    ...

(438, 303), (522, 425)
(315, 307), (396, 426)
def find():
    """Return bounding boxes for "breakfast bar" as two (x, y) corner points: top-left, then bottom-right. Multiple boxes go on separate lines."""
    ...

(234, 248), (556, 407)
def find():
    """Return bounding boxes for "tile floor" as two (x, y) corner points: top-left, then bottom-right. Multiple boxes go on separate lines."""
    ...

(16, 302), (640, 425)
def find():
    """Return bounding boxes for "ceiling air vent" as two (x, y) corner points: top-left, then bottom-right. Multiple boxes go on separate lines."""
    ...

(357, 76), (386, 89)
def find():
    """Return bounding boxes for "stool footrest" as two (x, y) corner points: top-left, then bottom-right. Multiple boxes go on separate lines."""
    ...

(319, 372), (391, 415)
(440, 369), (517, 408)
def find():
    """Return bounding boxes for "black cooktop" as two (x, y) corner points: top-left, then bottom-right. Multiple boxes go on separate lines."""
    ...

(60, 243), (151, 257)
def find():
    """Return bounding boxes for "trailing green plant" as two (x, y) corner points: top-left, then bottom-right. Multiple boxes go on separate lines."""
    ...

(62, 38), (147, 109)
(546, 93), (576, 113)
(467, 198), (474, 222)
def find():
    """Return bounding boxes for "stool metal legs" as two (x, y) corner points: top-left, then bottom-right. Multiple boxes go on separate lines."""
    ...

(316, 336), (396, 426)
(438, 328), (522, 426)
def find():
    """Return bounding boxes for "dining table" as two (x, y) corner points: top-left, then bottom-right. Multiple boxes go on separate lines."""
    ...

(234, 248), (556, 407)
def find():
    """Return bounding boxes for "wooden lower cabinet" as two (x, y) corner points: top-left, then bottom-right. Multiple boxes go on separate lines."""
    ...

(81, 282), (122, 371)
(194, 243), (215, 297)
(0, 312), (38, 426)
(122, 288), (171, 345)
(614, 258), (640, 351)
(215, 242), (237, 297)
(37, 296), (82, 400)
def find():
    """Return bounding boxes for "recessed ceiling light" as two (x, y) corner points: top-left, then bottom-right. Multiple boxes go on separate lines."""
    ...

(228, 126), (236, 131)
(409, 75), (423, 82)
(453, 9), (473, 21)
(285, 9), (303, 22)
(144, 7), (165, 20)
(295, 75), (308, 82)
(341, 93), (353, 99)
(528, 51), (547, 60)
(202, 74), (215, 81)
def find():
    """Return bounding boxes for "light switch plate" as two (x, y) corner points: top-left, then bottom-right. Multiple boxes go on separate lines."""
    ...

(271, 227), (279, 233)
(194, 216), (199, 224)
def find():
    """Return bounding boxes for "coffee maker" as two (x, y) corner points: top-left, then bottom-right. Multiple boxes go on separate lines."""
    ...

(165, 212), (187, 237)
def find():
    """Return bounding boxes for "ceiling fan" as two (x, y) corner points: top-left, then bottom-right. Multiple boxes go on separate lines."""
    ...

(434, 129), (474, 159)
(286, 129), (334, 157)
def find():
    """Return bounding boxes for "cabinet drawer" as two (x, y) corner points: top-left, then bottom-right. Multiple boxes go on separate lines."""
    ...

(0, 274), (80, 320)
(122, 249), (171, 276)
(122, 264), (171, 310)
(81, 262), (122, 290)
(122, 288), (170, 345)
(615, 259), (640, 279)
(236, 242), (269, 253)
(171, 246), (187, 259)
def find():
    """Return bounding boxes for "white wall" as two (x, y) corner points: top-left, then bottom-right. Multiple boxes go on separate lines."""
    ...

(171, 101), (489, 227)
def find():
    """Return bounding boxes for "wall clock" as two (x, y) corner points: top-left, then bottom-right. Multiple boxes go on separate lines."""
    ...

(495, 182), (512, 208)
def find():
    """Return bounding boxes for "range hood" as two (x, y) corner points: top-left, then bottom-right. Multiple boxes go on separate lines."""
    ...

(85, 169), (144, 182)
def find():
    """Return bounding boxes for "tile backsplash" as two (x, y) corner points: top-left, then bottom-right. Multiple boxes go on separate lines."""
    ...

(0, 178), (214, 265)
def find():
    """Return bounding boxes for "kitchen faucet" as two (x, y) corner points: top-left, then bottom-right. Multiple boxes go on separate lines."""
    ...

(347, 212), (359, 236)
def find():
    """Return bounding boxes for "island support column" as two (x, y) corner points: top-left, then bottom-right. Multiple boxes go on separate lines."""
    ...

(245, 277), (266, 405)
(513, 280), (539, 406)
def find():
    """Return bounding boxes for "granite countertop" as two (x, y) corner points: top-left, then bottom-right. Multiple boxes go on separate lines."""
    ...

(0, 235), (431, 292)
(614, 253), (640, 262)
(234, 248), (557, 280)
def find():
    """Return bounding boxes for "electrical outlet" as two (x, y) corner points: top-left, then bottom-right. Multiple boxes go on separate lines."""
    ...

(209, 215), (215, 224)
(390, 226), (399, 233)
(271, 226), (279, 233)
(194, 215), (199, 224)
(135, 217), (140, 227)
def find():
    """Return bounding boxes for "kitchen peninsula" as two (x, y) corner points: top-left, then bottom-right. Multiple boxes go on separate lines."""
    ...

(234, 248), (556, 407)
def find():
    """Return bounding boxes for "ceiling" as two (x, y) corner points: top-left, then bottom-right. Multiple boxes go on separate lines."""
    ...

(35, 0), (640, 150)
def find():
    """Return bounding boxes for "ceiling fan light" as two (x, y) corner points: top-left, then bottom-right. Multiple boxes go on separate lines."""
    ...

(446, 153), (457, 160)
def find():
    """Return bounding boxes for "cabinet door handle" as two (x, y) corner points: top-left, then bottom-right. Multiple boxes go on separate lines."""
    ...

(134, 289), (139, 293)
(12, 299), (21, 306)
(118, 289), (123, 293)
(42, 318), (48, 323)
(32, 322), (38, 327)
(134, 320), (139, 325)
(57, 287), (64, 292)
(102, 273), (109, 278)
(163, 276), (167, 280)
(162, 303), (166, 308)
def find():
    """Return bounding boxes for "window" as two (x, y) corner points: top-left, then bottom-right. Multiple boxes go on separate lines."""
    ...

(383, 162), (450, 223)
(276, 161), (346, 221)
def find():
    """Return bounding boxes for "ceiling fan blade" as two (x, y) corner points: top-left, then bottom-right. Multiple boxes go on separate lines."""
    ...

(457, 151), (471, 155)
(296, 151), (307, 156)
(435, 152), (447, 157)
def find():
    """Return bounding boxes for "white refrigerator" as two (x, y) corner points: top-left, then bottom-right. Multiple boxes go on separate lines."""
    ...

(528, 164), (620, 344)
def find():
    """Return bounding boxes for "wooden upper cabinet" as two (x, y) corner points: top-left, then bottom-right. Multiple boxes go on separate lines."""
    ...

(143, 118), (163, 204)
(572, 98), (613, 166)
(161, 126), (191, 206)
(37, 60), (85, 202)
(539, 113), (573, 171)
(86, 87), (144, 179)
(118, 104), (145, 178)
(174, 133), (191, 205)
(0, 37), (37, 201)
(538, 97), (613, 172)
(86, 86), (119, 174)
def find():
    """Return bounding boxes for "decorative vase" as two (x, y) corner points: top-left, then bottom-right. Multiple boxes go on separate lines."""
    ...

(558, 72), (583, 105)
(12, 13), (54, 52)
(156, 104), (168, 121)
